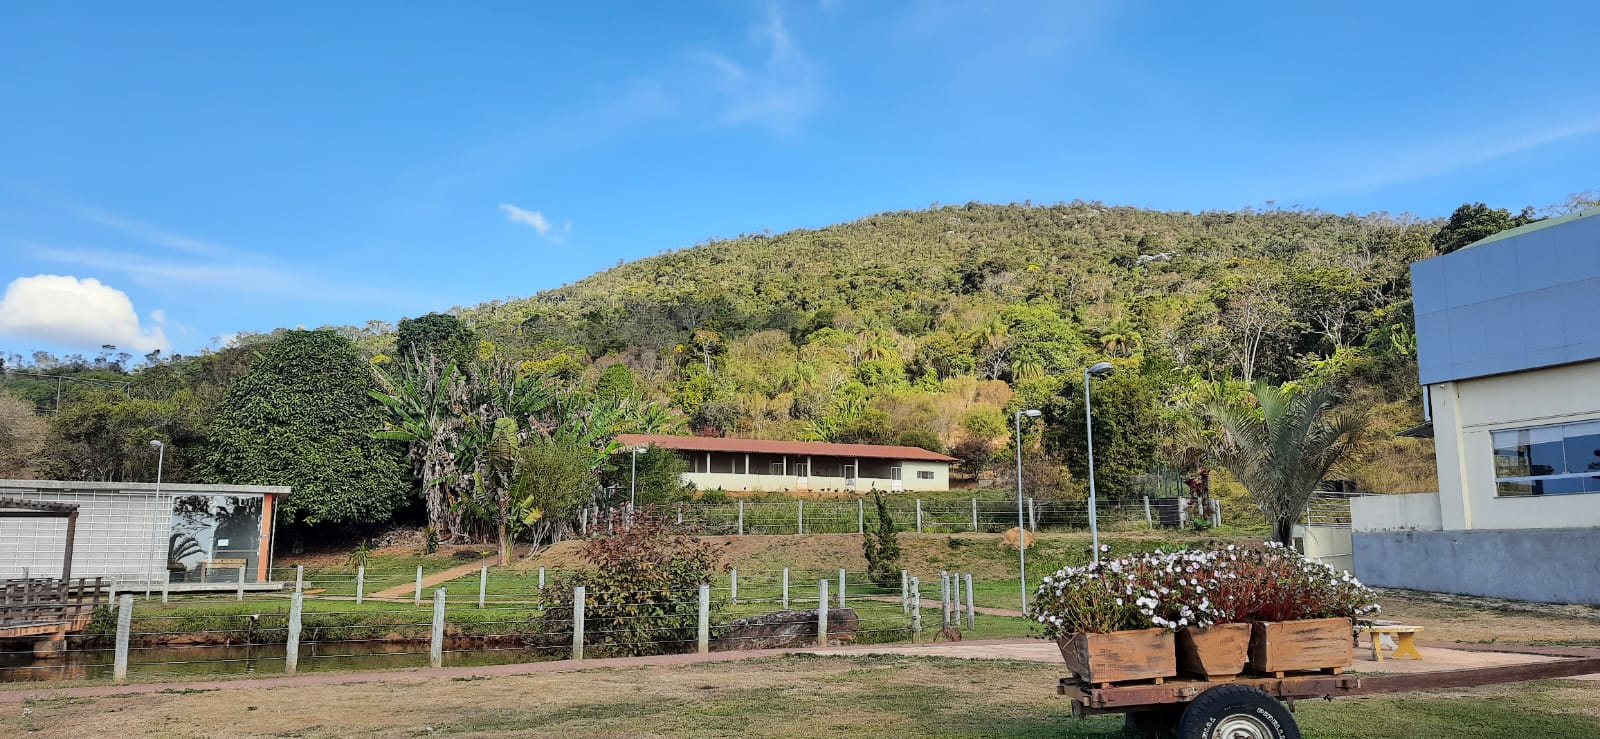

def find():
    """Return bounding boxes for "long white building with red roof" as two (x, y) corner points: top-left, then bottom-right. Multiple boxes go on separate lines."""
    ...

(616, 434), (955, 493)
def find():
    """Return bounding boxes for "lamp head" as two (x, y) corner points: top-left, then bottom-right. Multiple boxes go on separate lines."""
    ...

(149, 440), (164, 449)
(1087, 362), (1115, 378)
(1020, 409), (1042, 418)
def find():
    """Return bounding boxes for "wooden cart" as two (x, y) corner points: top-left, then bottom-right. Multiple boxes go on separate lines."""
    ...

(1057, 653), (1600, 739)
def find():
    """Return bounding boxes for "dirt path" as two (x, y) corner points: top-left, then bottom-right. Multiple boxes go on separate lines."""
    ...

(367, 555), (497, 599)
(8, 638), (1596, 707)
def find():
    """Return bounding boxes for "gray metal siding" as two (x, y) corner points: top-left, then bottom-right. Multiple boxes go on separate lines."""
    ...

(1414, 212), (1600, 385)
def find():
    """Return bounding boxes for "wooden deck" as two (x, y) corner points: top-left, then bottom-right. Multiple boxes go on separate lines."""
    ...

(0, 577), (107, 656)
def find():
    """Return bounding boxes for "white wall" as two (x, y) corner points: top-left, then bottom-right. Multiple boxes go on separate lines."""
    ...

(1430, 359), (1600, 530)
(1295, 524), (1354, 574)
(684, 461), (950, 493)
(1351, 493), (1444, 532)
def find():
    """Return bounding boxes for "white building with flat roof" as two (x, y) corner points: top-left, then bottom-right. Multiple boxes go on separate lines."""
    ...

(0, 479), (291, 590)
(1352, 207), (1600, 605)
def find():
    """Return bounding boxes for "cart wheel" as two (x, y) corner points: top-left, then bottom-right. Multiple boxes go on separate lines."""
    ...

(1176, 685), (1300, 739)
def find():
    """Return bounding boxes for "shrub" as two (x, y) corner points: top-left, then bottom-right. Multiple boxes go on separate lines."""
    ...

(528, 511), (727, 657)
(862, 490), (902, 588)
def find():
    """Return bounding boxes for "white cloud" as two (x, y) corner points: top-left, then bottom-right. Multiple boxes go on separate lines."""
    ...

(1287, 114), (1600, 199)
(499, 203), (569, 243)
(694, 3), (820, 134)
(498, 203), (551, 235)
(0, 275), (169, 352)
(150, 309), (166, 323)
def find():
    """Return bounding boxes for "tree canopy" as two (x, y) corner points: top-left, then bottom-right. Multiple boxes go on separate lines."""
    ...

(206, 329), (408, 529)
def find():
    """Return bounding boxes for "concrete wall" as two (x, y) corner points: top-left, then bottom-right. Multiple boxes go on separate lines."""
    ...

(1353, 528), (1600, 605)
(1297, 525), (1354, 574)
(1351, 493), (1443, 532)
(685, 468), (948, 493)
(1429, 360), (1600, 530)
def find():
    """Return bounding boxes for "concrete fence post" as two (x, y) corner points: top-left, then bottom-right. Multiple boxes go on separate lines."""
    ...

(972, 498), (979, 532)
(430, 588), (445, 668)
(1144, 496), (1152, 527)
(572, 586), (586, 661)
(356, 565), (365, 604)
(113, 594), (133, 682)
(731, 568), (739, 604)
(1027, 498), (1037, 532)
(160, 577), (169, 605)
(909, 577), (921, 635)
(939, 570), (949, 626)
(697, 583), (711, 654)
(236, 565), (246, 602)
(1212, 500), (1222, 528)
(414, 566), (423, 605)
(478, 565), (488, 609)
(952, 571), (963, 620)
(797, 500), (804, 534)
(781, 567), (790, 610)
(539, 567), (546, 590)
(677, 505), (684, 525)
(858, 498), (864, 534)
(900, 569), (909, 614)
(837, 568), (845, 608)
(295, 564), (304, 593)
(964, 573), (975, 629)
(580, 507), (588, 536)
(285, 591), (303, 675)
(738, 500), (745, 536)
(817, 579), (829, 647)
(916, 499), (923, 533)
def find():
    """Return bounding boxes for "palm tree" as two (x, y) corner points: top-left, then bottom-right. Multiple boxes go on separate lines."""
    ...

(1204, 381), (1363, 546)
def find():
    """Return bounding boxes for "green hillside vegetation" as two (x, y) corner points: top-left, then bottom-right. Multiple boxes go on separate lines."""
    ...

(9, 198), (1592, 540)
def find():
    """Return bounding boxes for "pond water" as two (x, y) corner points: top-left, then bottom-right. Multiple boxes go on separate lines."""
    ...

(0, 641), (560, 683)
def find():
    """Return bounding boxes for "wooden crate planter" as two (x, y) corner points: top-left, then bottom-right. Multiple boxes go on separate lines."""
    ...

(1175, 623), (1252, 680)
(1248, 617), (1353, 676)
(1058, 628), (1177, 686)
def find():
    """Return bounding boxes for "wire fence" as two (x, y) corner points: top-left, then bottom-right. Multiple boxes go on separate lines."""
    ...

(586, 497), (1206, 537)
(0, 568), (989, 684)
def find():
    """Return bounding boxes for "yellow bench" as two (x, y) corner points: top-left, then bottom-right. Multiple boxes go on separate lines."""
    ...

(1362, 624), (1424, 661)
(201, 558), (248, 581)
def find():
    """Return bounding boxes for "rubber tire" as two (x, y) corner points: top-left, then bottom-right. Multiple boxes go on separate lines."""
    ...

(1176, 685), (1300, 739)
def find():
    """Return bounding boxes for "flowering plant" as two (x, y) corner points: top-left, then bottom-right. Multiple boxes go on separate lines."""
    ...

(1033, 542), (1379, 639)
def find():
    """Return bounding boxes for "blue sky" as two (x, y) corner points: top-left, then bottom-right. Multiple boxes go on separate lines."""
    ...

(3, 1), (1598, 358)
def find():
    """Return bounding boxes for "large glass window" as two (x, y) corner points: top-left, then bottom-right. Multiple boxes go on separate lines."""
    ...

(167, 495), (264, 582)
(1492, 421), (1600, 496)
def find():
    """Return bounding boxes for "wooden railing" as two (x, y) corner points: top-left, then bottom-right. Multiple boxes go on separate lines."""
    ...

(0, 577), (107, 627)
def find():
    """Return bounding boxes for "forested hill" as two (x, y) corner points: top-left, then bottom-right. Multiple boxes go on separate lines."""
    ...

(445, 201), (1443, 494)
(17, 198), (1531, 502)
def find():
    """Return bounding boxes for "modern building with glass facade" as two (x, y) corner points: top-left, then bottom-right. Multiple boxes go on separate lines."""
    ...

(1351, 206), (1600, 604)
(0, 479), (290, 590)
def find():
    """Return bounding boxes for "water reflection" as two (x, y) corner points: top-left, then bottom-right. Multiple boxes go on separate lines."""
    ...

(0, 640), (558, 683)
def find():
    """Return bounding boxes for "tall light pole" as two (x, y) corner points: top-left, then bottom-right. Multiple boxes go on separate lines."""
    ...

(1014, 408), (1042, 614)
(629, 446), (647, 508)
(146, 440), (166, 597)
(1084, 362), (1114, 563)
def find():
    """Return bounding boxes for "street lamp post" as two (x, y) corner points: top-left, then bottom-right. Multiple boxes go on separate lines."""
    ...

(1014, 408), (1042, 614)
(1084, 362), (1115, 563)
(146, 440), (166, 597)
